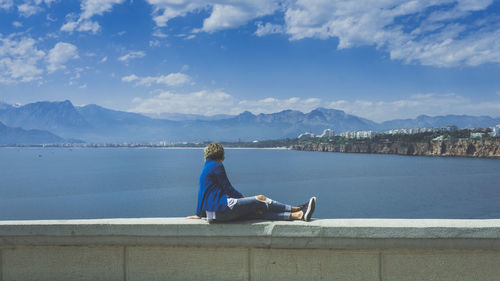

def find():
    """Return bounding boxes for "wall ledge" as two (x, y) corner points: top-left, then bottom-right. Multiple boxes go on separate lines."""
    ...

(1, 218), (500, 249)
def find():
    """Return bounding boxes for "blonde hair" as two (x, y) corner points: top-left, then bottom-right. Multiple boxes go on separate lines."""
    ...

(204, 142), (224, 161)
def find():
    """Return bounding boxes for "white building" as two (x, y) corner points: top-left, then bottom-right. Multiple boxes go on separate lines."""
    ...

(340, 131), (355, 138)
(432, 135), (446, 141)
(318, 129), (335, 138)
(470, 132), (485, 139)
(384, 127), (446, 135)
(490, 125), (500, 137)
(340, 131), (376, 139)
(357, 131), (376, 139)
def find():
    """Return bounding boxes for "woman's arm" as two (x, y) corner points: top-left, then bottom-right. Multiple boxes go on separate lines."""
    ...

(215, 164), (244, 198)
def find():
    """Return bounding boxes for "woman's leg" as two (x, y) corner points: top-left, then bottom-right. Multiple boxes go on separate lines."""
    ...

(215, 195), (304, 222)
(240, 195), (297, 221)
(214, 197), (267, 222)
(255, 195), (292, 213)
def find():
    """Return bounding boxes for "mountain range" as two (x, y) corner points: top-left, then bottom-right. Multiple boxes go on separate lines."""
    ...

(0, 100), (499, 144)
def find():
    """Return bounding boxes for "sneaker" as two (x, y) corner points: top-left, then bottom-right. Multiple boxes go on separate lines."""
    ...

(302, 197), (316, 222)
(298, 201), (309, 211)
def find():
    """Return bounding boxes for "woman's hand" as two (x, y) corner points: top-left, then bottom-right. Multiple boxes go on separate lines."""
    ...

(186, 215), (201, 219)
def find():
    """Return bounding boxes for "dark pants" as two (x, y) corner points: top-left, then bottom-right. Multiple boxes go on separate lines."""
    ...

(210, 196), (292, 223)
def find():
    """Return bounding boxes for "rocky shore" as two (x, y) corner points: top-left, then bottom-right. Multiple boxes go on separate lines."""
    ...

(291, 139), (500, 158)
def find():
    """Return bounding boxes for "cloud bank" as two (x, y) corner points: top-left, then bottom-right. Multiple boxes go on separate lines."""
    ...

(129, 91), (500, 121)
(0, 34), (78, 83)
(122, 72), (191, 87)
(61, 0), (125, 34)
(147, 0), (500, 67)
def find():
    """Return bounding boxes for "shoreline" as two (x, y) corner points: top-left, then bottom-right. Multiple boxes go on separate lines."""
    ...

(0, 146), (290, 150)
(292, 139), (500, 159)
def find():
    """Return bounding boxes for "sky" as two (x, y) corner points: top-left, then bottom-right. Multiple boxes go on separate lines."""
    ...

(0, 0), (499, 122)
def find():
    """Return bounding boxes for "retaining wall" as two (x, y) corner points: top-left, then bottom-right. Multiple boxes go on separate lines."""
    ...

(1, 218), (500, 281)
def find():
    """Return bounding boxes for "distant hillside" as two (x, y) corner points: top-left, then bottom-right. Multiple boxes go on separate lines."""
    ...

(145, 112), (234, 121)
(1, 100), (499, 143)
(0, 121), (65, 145)
(380, 114), (500, 131)
(0, 102), (12, 111)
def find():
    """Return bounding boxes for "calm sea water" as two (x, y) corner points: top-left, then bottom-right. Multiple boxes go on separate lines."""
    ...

(0, 148), (499, 220)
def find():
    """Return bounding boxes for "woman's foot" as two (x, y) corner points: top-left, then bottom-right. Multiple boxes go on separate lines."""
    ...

(290, 210), (303, 220)
(302, 197), (316, 221)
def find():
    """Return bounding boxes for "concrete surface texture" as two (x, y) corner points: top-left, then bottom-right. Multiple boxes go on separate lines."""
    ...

(1, 218), (500, 281)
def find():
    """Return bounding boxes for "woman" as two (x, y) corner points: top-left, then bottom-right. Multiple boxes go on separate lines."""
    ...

(187, 142), (316, 223)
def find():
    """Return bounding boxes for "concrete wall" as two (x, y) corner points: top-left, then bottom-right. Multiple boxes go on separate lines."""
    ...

(1, 218), (500, 281)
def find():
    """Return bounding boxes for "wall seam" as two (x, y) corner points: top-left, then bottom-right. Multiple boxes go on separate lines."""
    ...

(378, 251), (383, 281)
(247, 248), (252, 281)
(0, 248), (3, 281)
(123, 246), (128, 281)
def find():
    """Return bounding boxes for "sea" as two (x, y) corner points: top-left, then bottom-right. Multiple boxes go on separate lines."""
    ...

(0, 147), (499, 220)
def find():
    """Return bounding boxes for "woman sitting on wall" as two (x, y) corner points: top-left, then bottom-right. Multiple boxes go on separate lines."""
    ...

(187, 142), (316, 223)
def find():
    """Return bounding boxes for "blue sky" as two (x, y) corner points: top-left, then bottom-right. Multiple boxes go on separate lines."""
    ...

(0, 0), (499, 121)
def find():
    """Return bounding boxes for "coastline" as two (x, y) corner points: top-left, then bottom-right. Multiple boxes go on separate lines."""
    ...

(3, 140), (500, 158)
(292, 139), (500, 159)
(0, 146), (290, 150)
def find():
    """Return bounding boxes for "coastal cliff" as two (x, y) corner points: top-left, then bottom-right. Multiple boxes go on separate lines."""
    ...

(291, 139), (500, 158)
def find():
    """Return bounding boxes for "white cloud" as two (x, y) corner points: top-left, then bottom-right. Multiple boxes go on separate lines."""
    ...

(255, 22), (284, 37)
(145, 0), (205, 27)
(130, 90), (323, 116)
(100, 56), (108, 63)
(15, 0), (58, 17)
(118, 51), (146, 62)
(46, 13), (56, 22)
(237, 97), (322, 114)
(146, 0), (280, 33)
(121, 74), (138, 82)
(129, 90), (500, 120)
(12, 21), (23, 28)
(0, 0), (13, 10)
(39, 0), (58, 5)
(131, 90), (236, 116)
(152, 29), (168, 38)
(326, 93), (500, 121)
(0, 34), (45, 83)
(122, 72), (191, 87)
(76, 19), (100, 33)
(144, 0), (499, 67)
(46, 42), (79, 73)
(149, 39), (161, 47)
(18, 3), (42, 17)
(281, 0), (499, 67)
(61, 0), (125, 34)
(61, 19), (100, 34)
(80, 0), (124, 19)
(200, 3), (276, 33)
(60, 18), (79, 32)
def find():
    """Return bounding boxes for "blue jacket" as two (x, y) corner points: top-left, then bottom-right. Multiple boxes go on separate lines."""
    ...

(196, 159), (243, 217)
